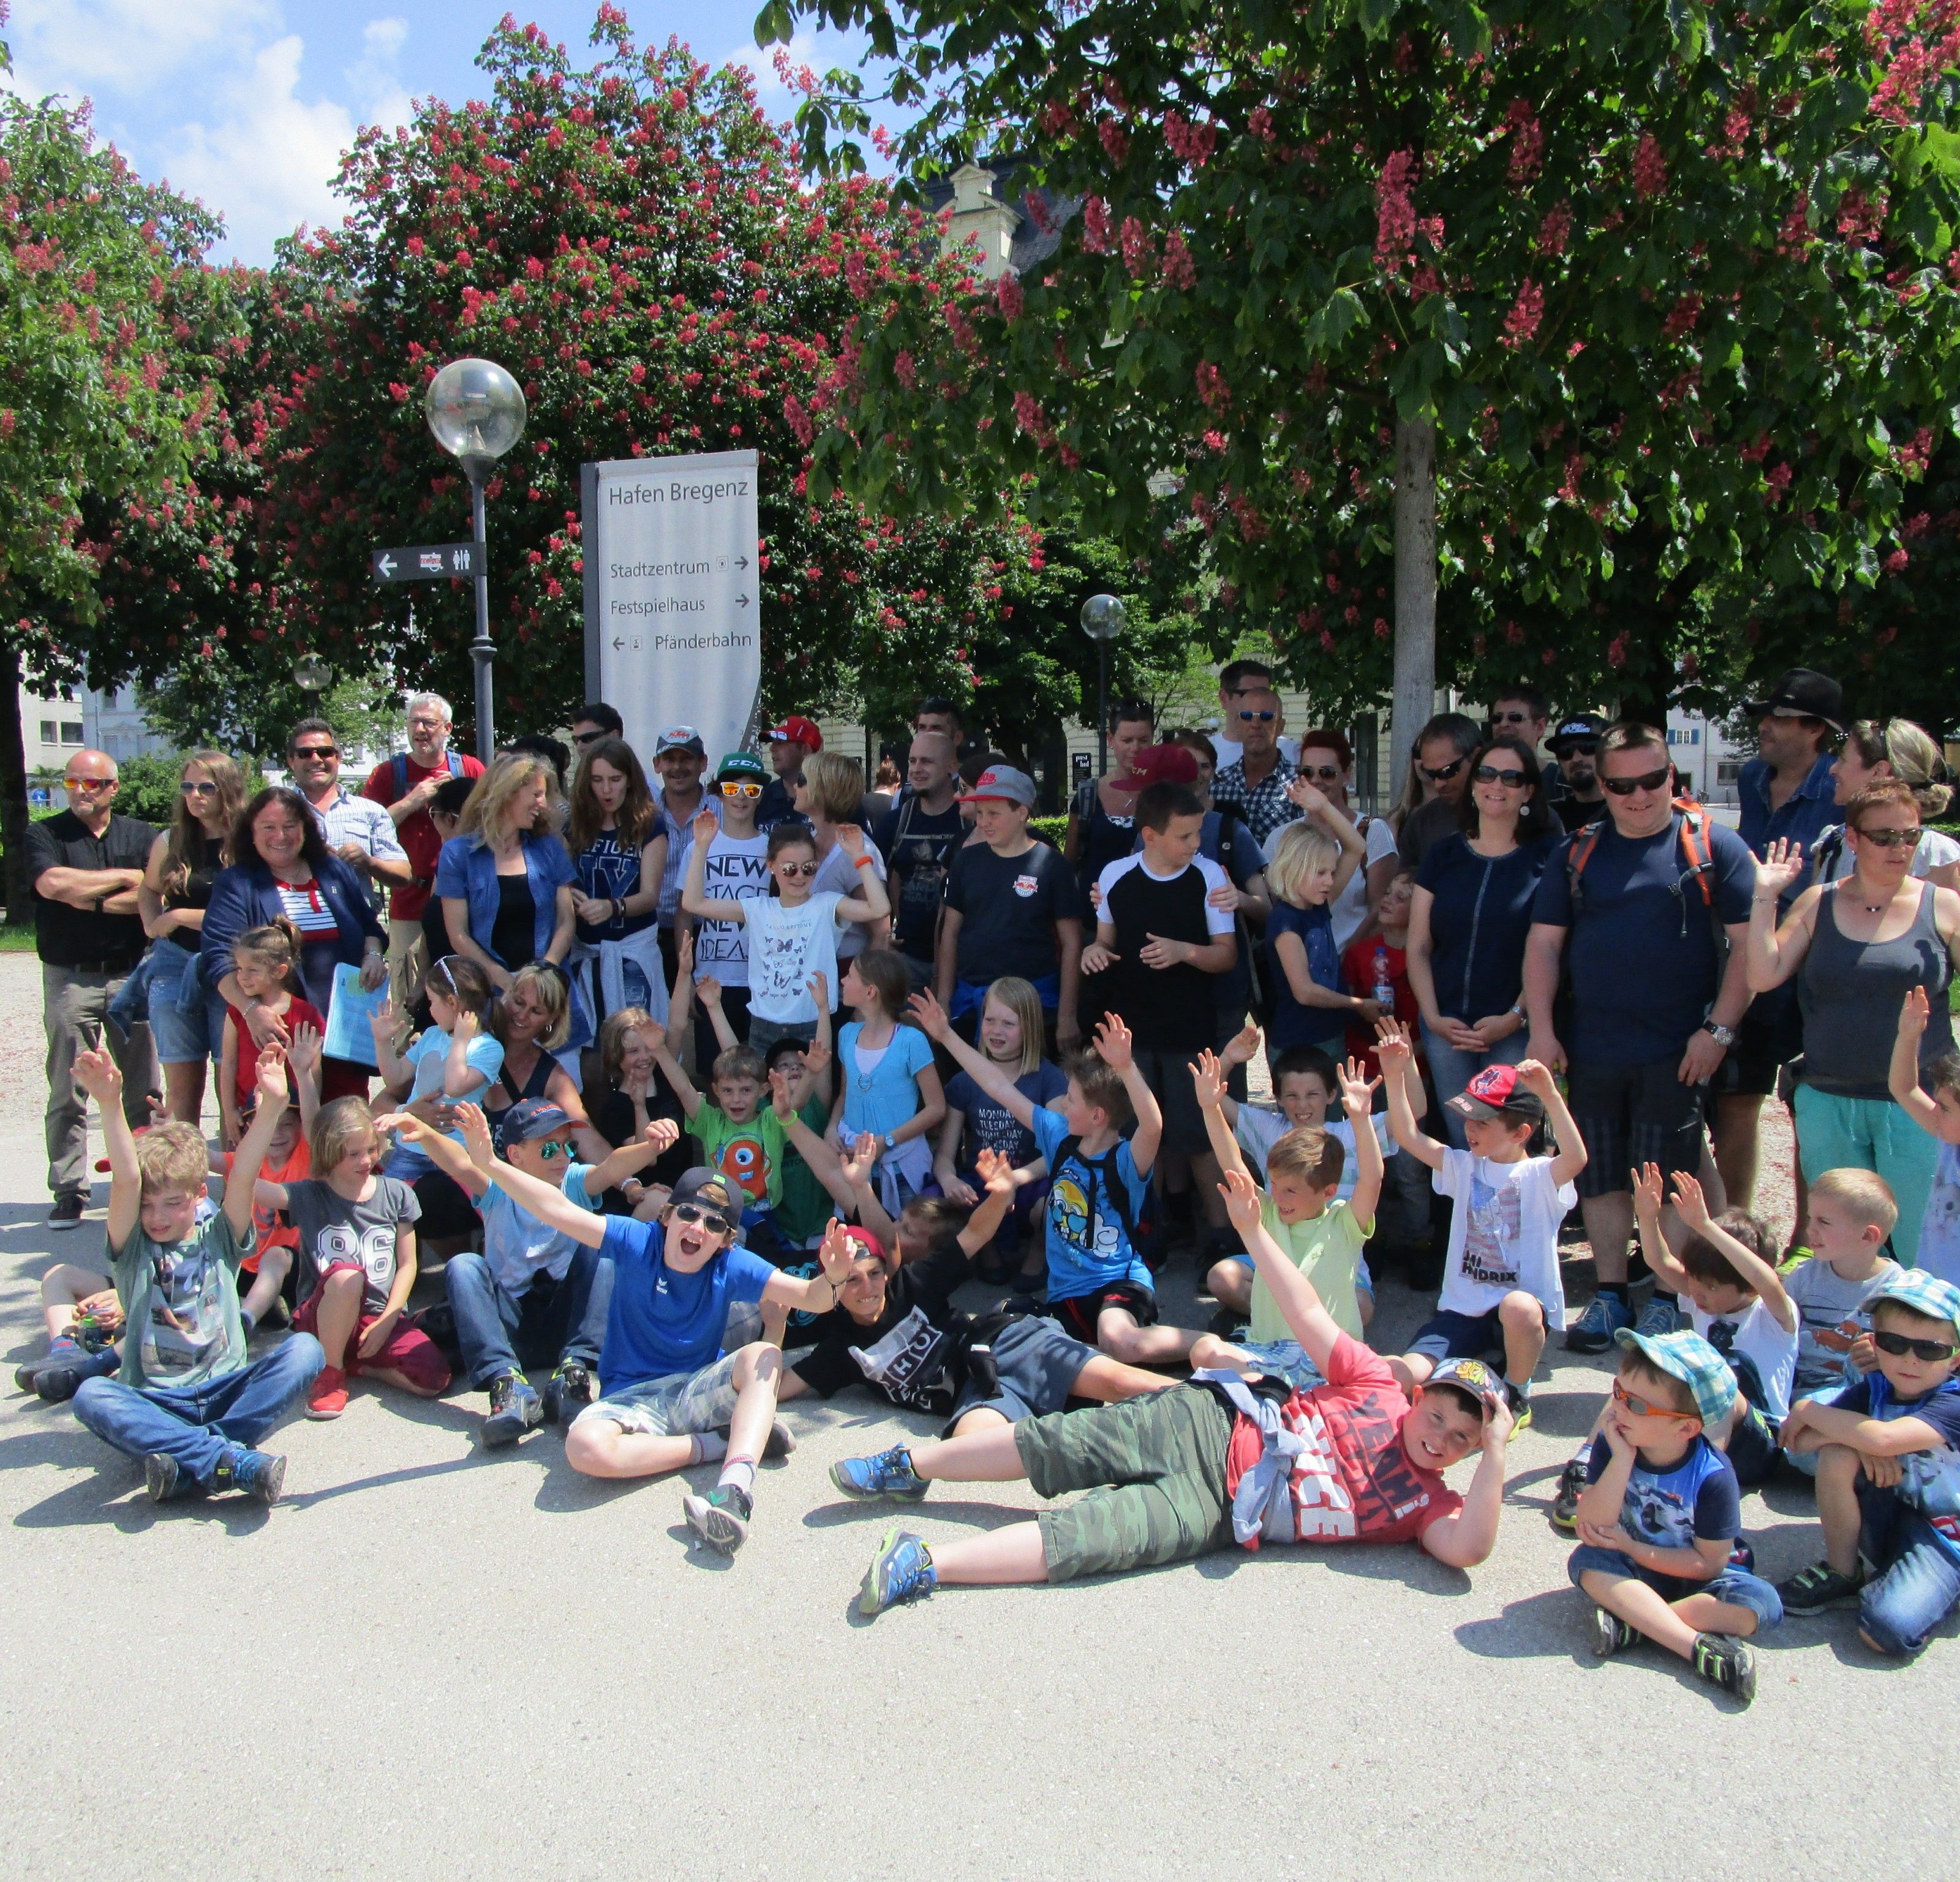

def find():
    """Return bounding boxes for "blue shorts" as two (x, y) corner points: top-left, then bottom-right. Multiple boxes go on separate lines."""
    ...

(1567, 1544), (1784, 1630)
(1409, 1306), (1538, 1363)
(945, 1315), (1098, 1434)
(1224, 1339), (1325, 1391)
(146, 943), (225, 1065)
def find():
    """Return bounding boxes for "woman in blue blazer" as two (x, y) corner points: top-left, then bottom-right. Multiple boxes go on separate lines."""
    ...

(202, 785), (388, 1100)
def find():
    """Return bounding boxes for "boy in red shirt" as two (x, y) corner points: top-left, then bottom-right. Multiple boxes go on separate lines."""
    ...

(843, 1166), (1513, 1612)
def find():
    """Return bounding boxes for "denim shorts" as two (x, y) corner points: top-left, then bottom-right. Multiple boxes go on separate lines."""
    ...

(1567, 1543), (1784, 1629)
(1223, 1339), (1325, 1391)
(576, 1350), (743, 1438)
(1856, 1477), (1960, 1655)
(1409, 1306), (1521, 1362)
(147, 944), (224, 1065)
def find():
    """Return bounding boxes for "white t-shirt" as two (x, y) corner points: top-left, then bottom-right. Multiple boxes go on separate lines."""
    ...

(683, 831), (772, 989)
(1816, 820), (1960, 885)
(810, 843), (888, 961)
(1689, 1296), (1798, 1422)
(746, 891), (845, 1024)
(1332, 815), (1401, 952)
(1234, 1105), (1393, 1207)
(1210, 732), (1301, 774)
(1433, 1147), (1574, 1328)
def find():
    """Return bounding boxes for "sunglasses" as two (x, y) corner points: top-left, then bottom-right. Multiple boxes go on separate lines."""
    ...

(1613, 1377), (1700, 1423)
(1490, 709), (1536, 725)
(527, 1139), (572, 1161)
(1298, 764), (1343, 784)
(1601, 766), (1672, 797)
(1557, 740), (1599, 757)
(718, 780), (763, 798)
(1473, 765), (1530, 788)
(65, 777), (116, 792)
(574, 730), (606, 745)
(181, 780), (221, 796)
(671, 1202), (729, 1230)
(1872, 1328), (1959, 1362)
(1419, 757), (1466, 782)
(1855, 825), (1920, 851)
(290, 744), (337, 760)
(777, 860), (818, 877)
(1236, 709), (1276, 724)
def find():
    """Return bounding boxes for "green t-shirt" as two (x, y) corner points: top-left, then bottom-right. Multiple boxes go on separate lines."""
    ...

(774, 1095), (834, 1248)
(1247, 1192), (1370, 1345)
(692, 1100), (790, 1212)
(112, 1209), (252, 1389)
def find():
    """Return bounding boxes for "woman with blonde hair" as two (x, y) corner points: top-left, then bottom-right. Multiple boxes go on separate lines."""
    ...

(481, 961), (608, 1159)
(795, 748), (890, 967)
(1813, 717), (1958, 890)
(135, 750), (246, 1121)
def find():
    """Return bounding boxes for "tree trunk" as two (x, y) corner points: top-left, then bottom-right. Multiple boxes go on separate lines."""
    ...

(1390, 414), (1438, 791)
(1, 644), (32, 927)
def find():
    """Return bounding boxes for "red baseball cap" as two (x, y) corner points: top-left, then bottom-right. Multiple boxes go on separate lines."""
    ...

(765, 716), (823, 750)
(1108, 744), (1200, 792)
(1446, 1063), (1545, 1121)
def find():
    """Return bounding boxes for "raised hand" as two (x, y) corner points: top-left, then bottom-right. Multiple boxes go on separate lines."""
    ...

(456, 1101), (496, 1170)
(907, 988), (952, 1041)
(696, 974), (723, 1010)
(255, 1043), (292, 1109)
(674, 927), (695, 975)
(1335, 1057), (1379, 1116)
(1189, 1048), (1226, 1112)
(805, 968), (829, 1010)
(1216, 1165), (1263, 1235)
(1672, 1167), (1711, 1232)
(451, 1003), (480, 1043)
(70, 1044), (123, 1104)
(767, 1064), (797, 1119)
(1899, 984), (1932, 1043)
(1373, 1018), (1414, 1072)
(974, 1145), (1017, 1195)
(1091, 1012), (1134, 1071)
(288, 1021), (323, 1077)
(367, 993), (400, 1038)
(642, 1117), (681, 1155)
(1221, 1020), (1261, 1067)
(817, 1216), (859, 1284)
(1630, 1160), (1667, 1222)
(1753, 836), (1807, 902)
(1513, 1057), (1556, 1098)
(690, 806), (719, 845)
(835, 823), (867, 859)
(1284, 774), (1332, 818)
(800, 1037), (832, 1079)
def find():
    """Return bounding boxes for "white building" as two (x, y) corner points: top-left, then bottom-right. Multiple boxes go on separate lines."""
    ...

(20, 681), (173, 793)
(1665, 705), (1748, 807)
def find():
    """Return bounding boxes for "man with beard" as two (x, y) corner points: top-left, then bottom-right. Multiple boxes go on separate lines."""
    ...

(1548, 715), (1608, 832)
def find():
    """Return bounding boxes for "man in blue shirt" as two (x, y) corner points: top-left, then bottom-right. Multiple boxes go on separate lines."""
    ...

(1523, 722), (1755, 1353)
(1719, 667), (1845, 1215)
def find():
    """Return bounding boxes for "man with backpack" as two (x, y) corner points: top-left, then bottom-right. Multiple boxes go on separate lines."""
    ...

(873, 729), (965, 990)
(362, 692), (484, 1010)
(1521, 721), (1755, 1352)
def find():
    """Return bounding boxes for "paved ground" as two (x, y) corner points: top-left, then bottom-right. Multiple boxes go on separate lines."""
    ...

(2, 951), (1954, 1881)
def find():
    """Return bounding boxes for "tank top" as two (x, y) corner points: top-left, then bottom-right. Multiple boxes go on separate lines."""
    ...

(1798, 882), (1954, 1100)
(157, 836), (219, 953)
(1071, 777), (1138, 915)
(492, 1049), (556, 1111)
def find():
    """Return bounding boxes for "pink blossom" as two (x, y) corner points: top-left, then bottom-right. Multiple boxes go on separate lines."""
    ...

(1500, 279), (1544, 347)
(783, 394), (813, 446)
(1661, 293), (1702, 340)
(1120, 216), (1153, 279)
(1374, 149), (1417, 268)
(1163, 111), (1217, 167)
(1607, 634), (1628, 668)
(1504, 99), (1543, 183)
(1203, 429), (1229, 454)
(1776, 192), (1814, 257)
(1763, 463), (1793, 505)
(1884, 547), (1911, 573)
(1162, 231), (1196, 289)
(894, 350), (917, 390)
(1897, 425), (1934, 476)
(944, 301), (980, 357)
(1248, 105), (1274, 143)
(1633, 134), (1667, 200)
(1536, 202), (1573, 255)
(1195, 360), (1230, 411)
(995, 270), (1024, 317)
(1099, 118), (1130, 165)
(1082, 195), (1112, 253)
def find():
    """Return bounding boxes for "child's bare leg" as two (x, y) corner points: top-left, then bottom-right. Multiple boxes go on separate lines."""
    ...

(363, 1366), (444, 1398)
(1358, 1289), (1375, 1329)
(312, 1268), (364, 1371)
(925, 1521), (1050, 1585)
(1205, 1260), (1253, 1314)
(1499, 1291), (1546, 1389)
(40, 1266), (109, 1343)
(1812, 1443), (1866, 1574)
(905, 1420), (1029, 1484)
(239, 1248), (291, 1328)
(1070, 1352), (1182, 1400)
(723, 1341), (783, 1467)
(565, 1419), (696, 1480)
(1707, 1399), (1743, 1453)
(1669, 1593), (1760, 1639)
(1186, 1332), (1257, 1376)
(1097, 1306), (1196, 1366)
(1580, 1569), (1705, 1658)
(949, 1404), (1012, 1437)
(1189, 1150), (1226, 1227)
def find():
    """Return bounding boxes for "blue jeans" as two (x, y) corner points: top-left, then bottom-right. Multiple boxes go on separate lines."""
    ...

(1567, 1543), (1784, 1629)
(1419, 1020), (1529, 1150)
(145, 942), (226, 1065)
(1793, 1084), (1940, 1267)
(72, 1337), (324, 1486)
(445, 1245), (612, 1389)
(1857, 1478), (1960, 1655)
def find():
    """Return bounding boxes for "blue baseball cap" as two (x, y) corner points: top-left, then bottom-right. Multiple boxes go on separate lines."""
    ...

(1616, 1327), (1736, 1427)
(1877, 1270), (1960, 1338)
(496, 1099), (573, 1150)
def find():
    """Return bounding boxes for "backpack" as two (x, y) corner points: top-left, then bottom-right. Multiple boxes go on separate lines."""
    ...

(1566, 796), (1728, 956)
(1054, 1133), (1165, 1274)
(391, 750), (464, 799)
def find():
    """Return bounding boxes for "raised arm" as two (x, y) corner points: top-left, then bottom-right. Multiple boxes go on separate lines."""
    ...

(1218, 1168), (1339, 1370)
(838, 1130), (899, 1249)
(1334, 1056), (1385, 1226)
(1889, 988), (1943, 1133)
(72, 1047), (141, 1255)
(1095, 1015), (1160, 1179)
(831, 825), (892, 925)
(1191, 1048), (1252, 1185)
(1376, 1021), (1446, 1170)
(450, 1102), (608, 1248)
(583, 1119), (681, 1195)
(908, 988), (1035, 1127)
(227, 1046), (293, 1241)
(1744, 842), (1816, 991)
(665, 928), (701, 1054)
(649, 1030), (706, 1120)
(771, 1069), (858, 1216)
(1517, 1058), (1588, 1187)
(758, 1216), (854, 1315)
(954, 1147), (1020, 1257)
(375, 1107), (489, 1199)
(679, 811), (748, 922)
(1630, 1162), (1692, 1296)
(1672, 1168), (1796, 1334)
(288, 1021), (323, 1137)
(367, 996), (414, 1093)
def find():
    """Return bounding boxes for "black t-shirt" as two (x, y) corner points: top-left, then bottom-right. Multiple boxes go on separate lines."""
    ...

(873, 793), (966, 962)
(1097, 854), (1230, 1052)
(590, 1082), (690, 1201)
(945, 840), (1079, 989)
(24, 810), (157, 970)
(489, 873), (536, 969)
(1557, 795), (1605, 833)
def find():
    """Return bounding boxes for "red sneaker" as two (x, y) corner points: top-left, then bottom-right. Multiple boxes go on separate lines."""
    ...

(306, 1366), (349, 1419)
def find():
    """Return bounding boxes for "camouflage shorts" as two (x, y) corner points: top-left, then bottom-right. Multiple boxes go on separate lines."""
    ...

(574, 1351), (743, 1439)
(1015, 1385), (1237, 1583)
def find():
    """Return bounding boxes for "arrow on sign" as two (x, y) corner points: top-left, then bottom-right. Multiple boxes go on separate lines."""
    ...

(736, 554), (750, 570)
(372, 541), (481, 581)
(734, 593), (751, 608)
(376, 553), (397, 578)
(612, 637), (626, 651)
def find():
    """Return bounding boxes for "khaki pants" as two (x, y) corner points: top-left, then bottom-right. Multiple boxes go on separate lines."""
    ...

(387, 916), (428, 1010)
(43, 964), (160, 1201)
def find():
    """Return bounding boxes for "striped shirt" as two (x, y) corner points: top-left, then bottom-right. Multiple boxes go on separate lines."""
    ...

(273, 877), (340, 936)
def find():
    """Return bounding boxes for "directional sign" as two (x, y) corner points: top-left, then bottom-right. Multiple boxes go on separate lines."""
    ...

(371, 542), (481, 582)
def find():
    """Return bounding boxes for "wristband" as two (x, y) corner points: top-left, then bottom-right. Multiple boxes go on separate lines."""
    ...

(853, 855), (873, 869)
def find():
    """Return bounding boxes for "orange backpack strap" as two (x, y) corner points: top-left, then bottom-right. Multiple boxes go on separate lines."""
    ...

(1564, 822), (1603, 916)
(1673, 798), (1716, 906)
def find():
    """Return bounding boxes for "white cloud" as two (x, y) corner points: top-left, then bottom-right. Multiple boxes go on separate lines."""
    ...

(5, 0), (274, 97)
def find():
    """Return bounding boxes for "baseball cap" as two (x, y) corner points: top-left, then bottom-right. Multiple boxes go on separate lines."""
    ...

(669, 1166), (741, 1231)
(840, 1224), (884, 1263)
(496, 1099), (573, 1149)
(957, 764), (1036, 808)
(714, 750), (767, 784)
(1614, 1327), (1737, 1427)
(1426, 1355), (1502, 1419)
(764, 715), (823, 750)
(1875, 1269), (1960, 1338)
(1446, 1062), (1545, 1122)
(1547, 713), (1605, 753)
(655, 725), (706, 755)
(1108, 744), (1200, 792)
(1741, 667), (1846, 735)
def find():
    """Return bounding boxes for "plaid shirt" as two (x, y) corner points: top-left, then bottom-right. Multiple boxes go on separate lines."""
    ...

(1212, 758), (1300, 845)
(306, 784), (409, 869)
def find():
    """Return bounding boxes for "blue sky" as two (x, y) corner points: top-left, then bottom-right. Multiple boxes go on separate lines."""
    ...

(2, 1), (873, 264)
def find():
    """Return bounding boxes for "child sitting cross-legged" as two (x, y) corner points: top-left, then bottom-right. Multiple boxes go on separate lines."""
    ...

(1188, 1046), (1381, 1389)
(1776, 1269), (1960, 1655)
(67, 1041), (324, 1505)
(453, 1101), (856, 1555)
(1379, 1021), (1586, 1424)
(850, 1165), (1513, 1616)
(1569, 1328), (1781, 1706)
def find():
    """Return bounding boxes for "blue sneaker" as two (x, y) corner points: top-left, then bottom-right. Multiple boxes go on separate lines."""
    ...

(831, 1444), (929, 1502)
(859, 1527), (937, 1615)
(1634, 1292), (1681, 1340)
(36, 1339), (120, 1402)
(224, 1449), (287, 1506)
(1566, 1292), (1631, 1354)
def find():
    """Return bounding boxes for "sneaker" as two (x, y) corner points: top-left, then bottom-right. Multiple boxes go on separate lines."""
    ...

(35, 1340), (118, 1402)
(682, 1481), (753, 1553)
(306, 1366), (349, 1419)
(1634, 1292), (1680, 1340)
(1207, 1306), (1249, 1340)
(480, 1372), (542, 1448)
(541, 1361), (593, 1426)
(46, 1194), (85, 1230)
(859, 1526), (937, 1615)
(143, 1452), (182, 1503)
(1690, 1632), (1756, 1705)
(830, 1444), (929, 1502)
(1776, 1559), (1867, 1614)
(1504, 1380), (1533, 1431)
(1565, 1291), (1631, 1354)
(230, 1449), (287, 1506)
(715, 1419), (797, 1461)
(1589, 1605), (1637, 1657)
(1550, 1455), (1589, 1532)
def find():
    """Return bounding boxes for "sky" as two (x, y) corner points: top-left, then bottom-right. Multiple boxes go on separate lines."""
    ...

(1, 0), (874, 265)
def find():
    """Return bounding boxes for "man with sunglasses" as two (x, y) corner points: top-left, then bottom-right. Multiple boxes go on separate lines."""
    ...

(1208, 660), (1299, 776)
(1546, 714), (1608, 831)
(570, 702), (624, 750)
(1212, 686), (1300, 845)
(26, 751), (162, 1227)
(285, 719), (412, 904)
(1395, 713), (1483, 871)
(1487, 685), (1564, 795)
(1524, 722), (1755, 1353)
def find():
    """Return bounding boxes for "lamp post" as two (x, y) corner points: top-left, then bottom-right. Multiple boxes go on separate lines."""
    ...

(425, 358), (527, 763)
(291, 653), (331, 693)
(1079, 592), (1128, 776)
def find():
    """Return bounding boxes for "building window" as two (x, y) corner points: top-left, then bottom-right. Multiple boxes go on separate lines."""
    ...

(61, 722), (86, 746)
(40, 720), (56, 744)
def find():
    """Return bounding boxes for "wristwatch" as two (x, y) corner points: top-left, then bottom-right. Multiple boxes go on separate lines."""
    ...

(1702, 1022), (1737, 1048)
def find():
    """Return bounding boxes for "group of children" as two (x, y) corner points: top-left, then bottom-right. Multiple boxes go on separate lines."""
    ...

(22, 765), (1960, 1708)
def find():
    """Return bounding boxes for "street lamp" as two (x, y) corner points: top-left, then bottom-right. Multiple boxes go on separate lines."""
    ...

(425, 357), (527, 763)
(1080, 592), (1127, 776)
(292, 652), (331, 693)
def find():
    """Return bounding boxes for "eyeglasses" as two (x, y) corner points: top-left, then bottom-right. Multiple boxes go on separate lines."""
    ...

(1298, 765), (1344, 784)
(529, 1139), (571, 1161)
(777, 860), (818, 877)
(1473, 765), (1530, 788)
(290, 744), (337, 761)
(1601, 766), (1672, 797)
(1236, 709), (1276, 724)
(64, 776), (116, 792)
(1612, 1377), (1699, 1423)
(1872, 1328), (1959, 1362)
(1490, 709), (1536, 726)
(1855, 825), (1920, 851)
(574, 730), (606, 745)
(717, 780), (763, 799)
(1419, 757), (1466, 782)
(181, 780), (220, 796)
(671, 1202), (729, 1229)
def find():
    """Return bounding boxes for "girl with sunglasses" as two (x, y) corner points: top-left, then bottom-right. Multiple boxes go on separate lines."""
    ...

(1749, 779), (1959, 1267)
(676, 753), (774, 1067)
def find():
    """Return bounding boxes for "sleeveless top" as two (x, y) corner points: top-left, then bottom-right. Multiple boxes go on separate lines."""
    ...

(492, 1049), (556, 1111)
(157, 836), (219, 954)
(1071, 777), (1138, 916)
(1798, 882), (1954, 1100)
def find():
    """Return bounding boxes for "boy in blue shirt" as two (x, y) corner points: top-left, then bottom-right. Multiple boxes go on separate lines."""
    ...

(456, 1106), (856, 1555)
(911, 989), (1197, 1366)
(1776, 1269), (1960, 1657)
(1570, 1328), (1780, 1706)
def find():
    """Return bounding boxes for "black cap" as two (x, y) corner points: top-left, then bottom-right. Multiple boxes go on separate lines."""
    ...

(668, 1166), (741, 1231)
(1547, 713), (1605, 754)
(1741, 667), (1845, 735)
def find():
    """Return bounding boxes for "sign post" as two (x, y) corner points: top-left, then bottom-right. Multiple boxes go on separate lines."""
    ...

(580, 451), (763, 769)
